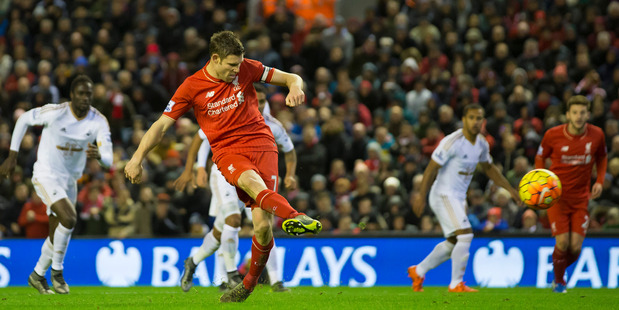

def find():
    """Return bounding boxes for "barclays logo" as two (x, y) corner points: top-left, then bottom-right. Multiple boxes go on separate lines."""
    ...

(473, 240), (524, 287)
(96, 241), (142, 287)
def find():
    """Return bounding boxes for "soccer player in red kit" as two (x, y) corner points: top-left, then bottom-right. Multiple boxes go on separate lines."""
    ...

(124, 31), (322, 302)
(535, 95), (607, 293)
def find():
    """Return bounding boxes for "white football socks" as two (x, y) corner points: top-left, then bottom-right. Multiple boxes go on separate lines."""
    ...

(266, 243), (280, 285)
(416, 240), (455, 277)
(51, 224), (74, 271)
(449, 234), (473, 289)
(220, 224), (240, 273)
(34, 237), (53, 276)
(192, 231), (220, 265)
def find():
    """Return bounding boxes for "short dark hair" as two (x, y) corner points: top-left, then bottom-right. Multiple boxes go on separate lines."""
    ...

(566, 95), (590, 112)
(209, 31), (244, 59)
(70, 75), (93, 94)
(253, 83), (266, 94)
(463, 103), (484, 117)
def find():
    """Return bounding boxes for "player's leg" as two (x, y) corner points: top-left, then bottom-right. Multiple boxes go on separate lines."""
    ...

(48, 198), (76, 294)
(548, 201), (570, 293)
(265, 242), (290, 292)
(28, 215), (56, 294)
(221, 214), (243, 287)
(448, 229), (477, 292)
(180, 226), (221, 292)
(566, 208), (589, 267)
(220, 208), (273, 303)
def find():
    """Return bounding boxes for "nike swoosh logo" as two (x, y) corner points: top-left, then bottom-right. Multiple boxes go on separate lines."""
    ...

(538, 187), (550, 205)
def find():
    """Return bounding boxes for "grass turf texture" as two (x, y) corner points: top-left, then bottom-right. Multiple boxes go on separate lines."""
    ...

(1, 286), (617, 309)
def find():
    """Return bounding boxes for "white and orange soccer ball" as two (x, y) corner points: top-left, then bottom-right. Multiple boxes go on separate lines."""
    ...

(518, 169), (562, 210)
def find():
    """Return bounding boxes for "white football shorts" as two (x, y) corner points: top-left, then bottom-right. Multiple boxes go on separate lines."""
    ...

(209, 164), (244, 231)
(31, 174), (77, 216)
(428, 190), (471, 238)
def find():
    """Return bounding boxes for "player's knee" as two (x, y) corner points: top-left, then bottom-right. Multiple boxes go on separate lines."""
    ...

(456, 233), (473, 243)
(61, 214), (77, 229)
(253, 219), (272, 237)
(555, 239), (569, 251)
(225, 214), (242, 228)
(212, 228), (222, 241)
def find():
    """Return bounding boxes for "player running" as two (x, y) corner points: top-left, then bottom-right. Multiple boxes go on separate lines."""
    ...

(124, 31), (320, 302)
(535, 95), (607, 293)
(0, 75), (113, 294)
(409, 104), (521, 293)
(176, 84), (294, 293)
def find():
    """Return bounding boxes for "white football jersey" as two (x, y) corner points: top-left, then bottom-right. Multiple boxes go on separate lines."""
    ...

(430, 129), (491, 200)
(11, 102), (112, 179)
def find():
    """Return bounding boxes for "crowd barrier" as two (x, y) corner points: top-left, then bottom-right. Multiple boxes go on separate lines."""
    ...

(1, 236), (617, 288)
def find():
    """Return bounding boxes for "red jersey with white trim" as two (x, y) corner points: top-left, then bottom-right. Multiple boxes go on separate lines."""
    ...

(163, 58), (277, 163)
(535, 124), (607, 201)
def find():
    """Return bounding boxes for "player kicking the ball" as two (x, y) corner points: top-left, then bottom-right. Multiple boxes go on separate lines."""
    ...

(175, 84), (294, 293)
(0, 75), (113, 294)
(410, 104), (520, 293)
(535, 95), (607, 293)
(124, 31), (320, 303)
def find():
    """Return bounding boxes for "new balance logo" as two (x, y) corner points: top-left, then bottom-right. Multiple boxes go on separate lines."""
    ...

(228, 164), (236, 173)
(205, 91), (215, 98)
(463, 154), (468, 159)
(60, 128), (66, 132)
(561, 146), (569, 152)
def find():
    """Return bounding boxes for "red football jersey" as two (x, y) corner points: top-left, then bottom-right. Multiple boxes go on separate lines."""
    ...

(163, 58), (277, 163)
(535, 124), (607, 200)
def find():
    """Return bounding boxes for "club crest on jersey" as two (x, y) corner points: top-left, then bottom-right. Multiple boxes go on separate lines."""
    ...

(585, 142), (592, 154)
(232, 76), (241, 91)
(228, 164), (236, 173)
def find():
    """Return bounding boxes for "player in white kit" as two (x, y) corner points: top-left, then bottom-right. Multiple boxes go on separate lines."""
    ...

(176, 84), (295, 292)
(0, 75), (113, 294)
(408, 104), (520, 293)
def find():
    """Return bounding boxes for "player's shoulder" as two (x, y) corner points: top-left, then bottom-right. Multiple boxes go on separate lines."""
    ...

(586, 123), (605, 137)
(264, 113), (284, 128)
(441, 129), (465, 150)
(242, 58), (262, 67)
(89, 106), (106, 120)
(476, 133), (490, 148)
(39, 102), (69, 113)
(546, 124), (565, 135)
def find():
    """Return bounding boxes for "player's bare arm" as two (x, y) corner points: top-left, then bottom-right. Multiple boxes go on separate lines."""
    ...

(174, 132), (203, 191)
(413, 159), (441, 217)
(284, 149), (297, 190)
(480, 162), (522, 205)
(125, 116), (175, 184)
(0, 150), (18, 178)
(268, 69), (305, 107)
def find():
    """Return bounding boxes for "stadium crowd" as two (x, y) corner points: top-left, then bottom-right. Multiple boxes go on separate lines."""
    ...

(1, 0), (619, 239)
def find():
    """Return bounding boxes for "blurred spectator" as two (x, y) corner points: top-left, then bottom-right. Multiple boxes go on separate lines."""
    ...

(521, 209), (542, 233)
(104, 188), (136, 239)
(17, 191), (48, 238)
(296, 124), (327, 190)
(152, 192), (182, 236)
(603, 207), (619, 230)
(482, 207), (509, 233)
(133, 186), (155, 237)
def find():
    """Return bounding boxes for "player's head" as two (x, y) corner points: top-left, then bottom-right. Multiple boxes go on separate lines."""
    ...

(209, 31), (245, 82)
(565, 95), (590, 132)
(462, 103), (485, 136)
(69, 74), (94, 117)
(254, 83), (267, 114)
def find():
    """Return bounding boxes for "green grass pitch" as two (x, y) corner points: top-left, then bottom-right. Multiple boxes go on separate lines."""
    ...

(1, 286), (617, 309)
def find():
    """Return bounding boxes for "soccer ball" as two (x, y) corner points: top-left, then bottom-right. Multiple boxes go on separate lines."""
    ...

(518, 169), (562, 210)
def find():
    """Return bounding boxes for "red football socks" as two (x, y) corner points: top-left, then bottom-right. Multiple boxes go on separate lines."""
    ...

(255, 189), (299, 219)
(243, 236), (274, 291)
(553, 246), (568, 285)
(566, 250), (581, 267)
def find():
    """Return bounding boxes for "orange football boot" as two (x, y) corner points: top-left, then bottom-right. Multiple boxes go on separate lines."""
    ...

(407, 266), (424, 292)
(448, 282), (478, 293)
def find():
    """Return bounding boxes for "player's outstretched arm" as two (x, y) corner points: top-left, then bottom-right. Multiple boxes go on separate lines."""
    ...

(268, 69), (304, 107)
(174, 132), (203, 192)
(413, 160), (441, 217)
(481, 162), (522, 206)
(0, 108), (40, 178)
(125, 115), (175, 184)
(283, 149), (297, 190)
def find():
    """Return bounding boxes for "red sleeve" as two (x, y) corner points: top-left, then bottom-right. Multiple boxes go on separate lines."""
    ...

(163, 80), (193, 120)
(244, 58), (275, 83)
(535, 130), (553, 169)
(595, 130), (608, 185)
